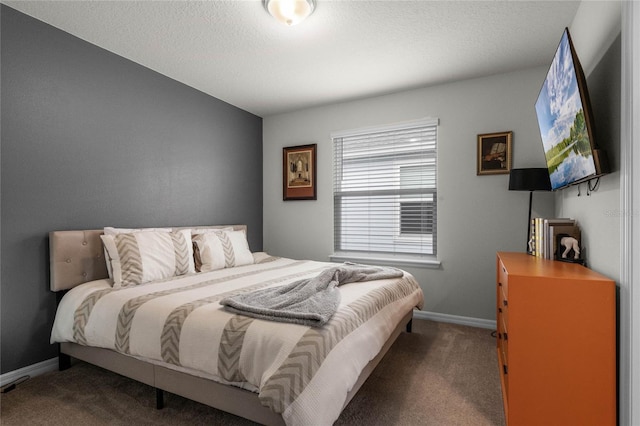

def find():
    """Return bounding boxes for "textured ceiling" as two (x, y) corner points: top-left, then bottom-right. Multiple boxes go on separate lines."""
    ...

(3, 0), (581, 117)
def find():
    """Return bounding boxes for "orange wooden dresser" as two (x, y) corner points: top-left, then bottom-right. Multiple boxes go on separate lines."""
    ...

(496, 252), (616, 426)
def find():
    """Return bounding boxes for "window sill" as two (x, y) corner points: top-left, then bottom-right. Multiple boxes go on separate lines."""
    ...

(329, 252), (441, 269)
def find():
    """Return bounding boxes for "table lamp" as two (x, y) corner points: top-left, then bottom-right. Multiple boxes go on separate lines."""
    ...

(508, 168), (552, 252)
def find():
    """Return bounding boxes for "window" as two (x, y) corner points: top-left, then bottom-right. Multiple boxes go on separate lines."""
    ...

(332, 118), (438, 261)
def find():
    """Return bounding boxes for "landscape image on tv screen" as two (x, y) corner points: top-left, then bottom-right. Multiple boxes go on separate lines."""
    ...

(535, 30), (596, 190)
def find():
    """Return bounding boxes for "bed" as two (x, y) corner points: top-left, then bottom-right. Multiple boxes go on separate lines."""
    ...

(49, 225), (424, 425)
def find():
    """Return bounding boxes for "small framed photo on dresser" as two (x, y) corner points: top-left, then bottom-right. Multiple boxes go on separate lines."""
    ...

(283, 144), (317, 201)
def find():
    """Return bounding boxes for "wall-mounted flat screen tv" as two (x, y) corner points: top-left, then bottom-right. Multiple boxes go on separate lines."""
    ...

(534, 28), (608, 191)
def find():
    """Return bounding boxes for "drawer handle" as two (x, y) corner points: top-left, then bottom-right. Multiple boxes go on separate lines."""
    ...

(503, 300), (508, 307)
(503, 364), (508, 375)
(503, 332), (508, 341)
(498, 307), (502, 313)
(498, 282), (502, 287)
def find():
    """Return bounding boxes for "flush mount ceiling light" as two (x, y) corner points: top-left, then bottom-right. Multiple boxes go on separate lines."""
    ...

(263, 0), (316, 26)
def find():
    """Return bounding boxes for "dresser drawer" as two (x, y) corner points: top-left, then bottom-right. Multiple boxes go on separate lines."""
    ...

(497, 309), (509, 390)
(497, 310), (509, 359)
(500, 317), (509, 361)
(497, 259), (508, 296)
(497, 338), (509, 400)
(498, 285), (509, 326)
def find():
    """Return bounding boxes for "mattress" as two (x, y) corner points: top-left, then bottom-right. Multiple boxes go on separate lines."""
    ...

(51, 256), (424, 425)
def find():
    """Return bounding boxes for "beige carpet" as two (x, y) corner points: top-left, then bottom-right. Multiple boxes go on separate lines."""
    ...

(0, 320), (505, 425)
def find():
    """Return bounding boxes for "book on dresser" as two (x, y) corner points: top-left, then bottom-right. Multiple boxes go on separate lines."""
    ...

(529, 217), (580, 259)
(495, 252), (616, 426)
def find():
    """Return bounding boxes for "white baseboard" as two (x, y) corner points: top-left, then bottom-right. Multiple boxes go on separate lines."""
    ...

(414, 310), (497, 330)
(1, 357), (58, 387)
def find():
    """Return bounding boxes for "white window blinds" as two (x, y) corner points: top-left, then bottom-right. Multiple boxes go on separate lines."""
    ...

(332, 118), (438, 257)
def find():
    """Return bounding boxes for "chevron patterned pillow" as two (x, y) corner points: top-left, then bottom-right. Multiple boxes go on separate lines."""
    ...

(102, 227), (172, 279)
(193, 230), (254, 273)
(101, 229), (195, 287)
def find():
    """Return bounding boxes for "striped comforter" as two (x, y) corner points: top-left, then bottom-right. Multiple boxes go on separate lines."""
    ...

(51, 256), (424, 425)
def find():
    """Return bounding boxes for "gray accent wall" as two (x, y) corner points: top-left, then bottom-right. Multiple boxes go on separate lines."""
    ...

(556, 5), (622, 282)
(0, 5), (263, 374)
(555, 33), (621, 281)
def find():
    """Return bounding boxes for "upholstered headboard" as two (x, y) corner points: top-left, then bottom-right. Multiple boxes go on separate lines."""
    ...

(49, 225), (248, 292)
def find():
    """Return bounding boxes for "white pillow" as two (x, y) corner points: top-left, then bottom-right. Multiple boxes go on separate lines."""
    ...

(192, 230), (253, 272)
(101, 229), (195, 287)
(104, 227), (172, 234)
(103, 227), (172, 278)
(189, 227), (235, 236)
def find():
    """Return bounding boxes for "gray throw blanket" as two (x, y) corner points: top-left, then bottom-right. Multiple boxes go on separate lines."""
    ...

(219, 263), (404, 327)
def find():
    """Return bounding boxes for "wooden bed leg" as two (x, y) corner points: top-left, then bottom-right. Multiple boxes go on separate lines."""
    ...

(59, 352), (71, 371)
(156, 388), (164, 409)
(406, 319), (413, 333)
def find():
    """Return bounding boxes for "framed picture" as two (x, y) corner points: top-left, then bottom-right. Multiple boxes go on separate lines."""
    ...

(477, 131), (513, 175)
(283, 144), (317, 200)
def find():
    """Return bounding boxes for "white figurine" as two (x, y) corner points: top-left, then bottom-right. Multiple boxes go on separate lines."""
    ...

(560, 236), (580, 260)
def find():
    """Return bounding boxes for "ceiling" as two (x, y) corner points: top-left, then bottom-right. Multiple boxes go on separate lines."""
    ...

(3, 1), (582, 117)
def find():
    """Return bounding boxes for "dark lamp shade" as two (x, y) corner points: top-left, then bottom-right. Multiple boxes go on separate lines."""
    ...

(508, 168), (552, 191)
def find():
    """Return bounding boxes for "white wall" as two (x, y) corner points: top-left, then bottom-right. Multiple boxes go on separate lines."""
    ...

(263, 67), (555, 321)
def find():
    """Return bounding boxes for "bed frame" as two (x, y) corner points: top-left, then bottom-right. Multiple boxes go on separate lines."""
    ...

(49, 226), (414, 425)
